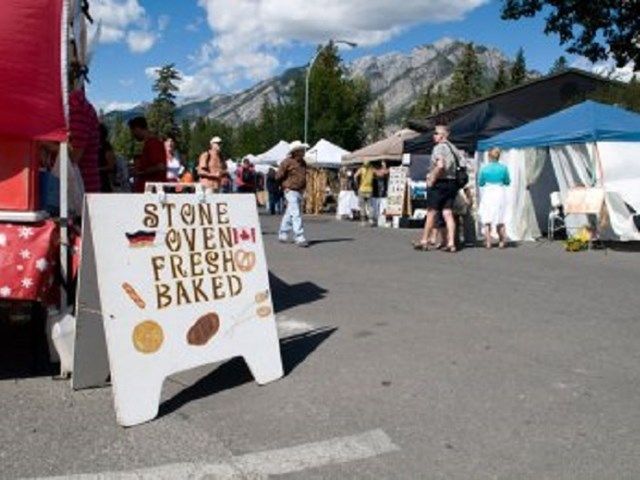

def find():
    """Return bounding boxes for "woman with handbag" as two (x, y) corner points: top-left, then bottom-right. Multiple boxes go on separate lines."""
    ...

(413, 125), (460, 252)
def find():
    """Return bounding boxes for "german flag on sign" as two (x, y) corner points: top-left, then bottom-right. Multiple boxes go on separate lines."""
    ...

(125, 230), (156, 248)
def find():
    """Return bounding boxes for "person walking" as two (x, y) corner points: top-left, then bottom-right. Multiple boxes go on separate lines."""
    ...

(197, 136), (227, 193)
(128, 116), (167, 193)
(413, 124), (460, 252)
(478, 147), (511, 249)
(235, 157), (257, 193)
(276, 141), (309, 247)
(266, 168), (283, 215)
(355, 160), (375, 226)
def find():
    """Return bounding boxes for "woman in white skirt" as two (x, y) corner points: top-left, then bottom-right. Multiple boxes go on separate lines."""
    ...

(478, 147), (511, 249)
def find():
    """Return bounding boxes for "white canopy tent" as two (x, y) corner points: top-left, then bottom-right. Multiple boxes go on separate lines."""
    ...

(305, 139), (350, 169)
(254, 140), (290, 166)
(477, 101), (640, 242)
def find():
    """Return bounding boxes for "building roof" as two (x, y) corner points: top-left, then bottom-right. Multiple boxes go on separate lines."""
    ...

(407, 68), (619, 133)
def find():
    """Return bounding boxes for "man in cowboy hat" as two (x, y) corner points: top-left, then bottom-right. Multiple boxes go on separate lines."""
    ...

(197, 136), (227, 192)
(276, 140), (309, 247)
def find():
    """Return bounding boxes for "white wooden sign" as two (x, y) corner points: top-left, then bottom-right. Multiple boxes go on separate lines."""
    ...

(386, 166), (409, 216)
(74, 193), (283, 426)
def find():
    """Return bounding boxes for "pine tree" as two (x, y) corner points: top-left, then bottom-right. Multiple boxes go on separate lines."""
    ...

(366, 100), (386, 142)
(447, 43), (484, 107)
(303, 42), (370, 149)
(510, 48), (527, 86)
(111, 115), (138, 159)
(549, 56), (569, 75)
(407, 84), (434, 121)
(492, 61), (509, 92)
(147, 64), (181, 139)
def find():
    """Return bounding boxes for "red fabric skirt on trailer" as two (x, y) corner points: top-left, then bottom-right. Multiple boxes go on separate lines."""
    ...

(0, 221), (60, 304)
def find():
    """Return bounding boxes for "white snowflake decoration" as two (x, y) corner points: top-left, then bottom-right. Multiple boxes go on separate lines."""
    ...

(35, 258), (48, 272)
(0, 286), (11, 297)
(16, 265), (24, 272)
(21, 278), (33, 289)
(19, 249), (32, 260)
(18, 226), (34, 239)
(0, 233), (7, 247)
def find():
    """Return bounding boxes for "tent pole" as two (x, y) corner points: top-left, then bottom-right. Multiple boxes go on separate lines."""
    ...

(60, 142), (69, 309)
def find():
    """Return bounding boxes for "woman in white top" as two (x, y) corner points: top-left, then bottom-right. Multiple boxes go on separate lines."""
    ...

(164, 137), (184, 182)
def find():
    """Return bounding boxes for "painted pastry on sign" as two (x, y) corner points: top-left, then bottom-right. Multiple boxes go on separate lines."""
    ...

(132, 320), (164, 354)
(125, 230), (156, 248)
(187, 312), (220, 346)
(256, 306), (272, 318)
(234, 249), (256, 272)
(122, 282), (146, 309)
(254, 290), (269, 304)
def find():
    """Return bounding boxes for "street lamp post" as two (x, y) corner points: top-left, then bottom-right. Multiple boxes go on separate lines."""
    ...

(304, 39), (357, 145)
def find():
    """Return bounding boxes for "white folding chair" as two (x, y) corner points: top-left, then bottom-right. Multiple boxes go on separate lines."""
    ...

(547, 191), (565, 240)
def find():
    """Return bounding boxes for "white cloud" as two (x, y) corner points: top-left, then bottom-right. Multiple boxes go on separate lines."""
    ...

(189, 0), (488, 96)
(572, 57), (638, 82)
(119, 78), (135, 87)
(127, 30), (158, 53)
(100, 101), (140, 112)
(158, 15), (171, 32)
(91, 0), (159, 53)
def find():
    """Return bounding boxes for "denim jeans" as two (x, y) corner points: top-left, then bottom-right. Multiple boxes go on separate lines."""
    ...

(279, 190), (306, 242)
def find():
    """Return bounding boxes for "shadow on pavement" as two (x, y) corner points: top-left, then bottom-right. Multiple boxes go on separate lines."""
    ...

(307, 238), (354, 247)
(269, 272), (328, 313)
(158, 326), (336, 418)
(0, 301), (57, 380)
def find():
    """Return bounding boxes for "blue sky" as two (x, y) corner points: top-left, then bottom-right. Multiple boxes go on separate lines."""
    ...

(87, 0), (589, 112)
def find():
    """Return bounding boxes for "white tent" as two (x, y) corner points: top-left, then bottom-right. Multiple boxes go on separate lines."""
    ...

(254, 140), (290, 166)
(305, 139), (350, 168)
(477, 101), (640, 242)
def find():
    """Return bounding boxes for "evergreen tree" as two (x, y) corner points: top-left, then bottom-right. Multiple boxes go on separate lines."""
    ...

(510, 48), (527, 86)
(366, 100), (386, 142)
(147, 64), (181, 138)
(549, 56), (569, 75)
(111, 115), (138, 159)
(492, 61), (509, 92)
(407, 84), (434, 121)
(588, 77), (640, 114)
(447, 43), (484, 107)
(303, 42), (370, 149)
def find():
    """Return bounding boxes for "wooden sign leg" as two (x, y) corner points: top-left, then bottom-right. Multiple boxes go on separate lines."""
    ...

(113, 370), (164, 427)
(240, 321), (284, 384)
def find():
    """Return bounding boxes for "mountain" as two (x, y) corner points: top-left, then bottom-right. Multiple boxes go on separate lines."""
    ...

(106, 38), (519, 127)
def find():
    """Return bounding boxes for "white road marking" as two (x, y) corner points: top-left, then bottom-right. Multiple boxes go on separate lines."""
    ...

(23, 429), (398, 480)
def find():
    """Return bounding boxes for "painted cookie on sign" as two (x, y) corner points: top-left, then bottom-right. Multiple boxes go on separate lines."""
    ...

(132, 320), (164, 354)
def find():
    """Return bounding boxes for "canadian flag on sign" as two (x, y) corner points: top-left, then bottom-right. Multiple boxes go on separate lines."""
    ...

(233, 227), (256, 245)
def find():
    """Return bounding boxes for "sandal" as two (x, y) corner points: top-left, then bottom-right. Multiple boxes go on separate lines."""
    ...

(443, 245), (457, 253)
(412, 240), (430, 251)
(498, 242), (506, 249)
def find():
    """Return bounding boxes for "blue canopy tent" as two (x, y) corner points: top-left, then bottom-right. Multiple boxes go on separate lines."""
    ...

(477, 101), (640, 151)
(476, 101), (640, 242)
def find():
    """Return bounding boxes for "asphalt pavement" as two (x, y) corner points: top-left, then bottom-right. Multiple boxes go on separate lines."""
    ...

(2, 214), (640, 479)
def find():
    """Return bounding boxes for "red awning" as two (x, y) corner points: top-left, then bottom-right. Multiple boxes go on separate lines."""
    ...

(0, 0), (67, 141)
